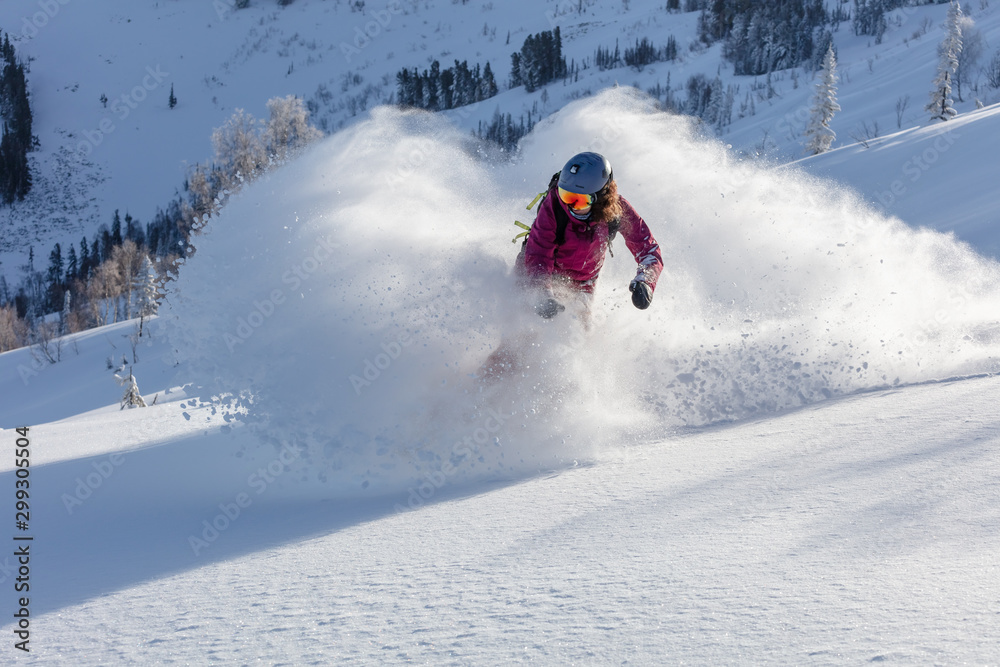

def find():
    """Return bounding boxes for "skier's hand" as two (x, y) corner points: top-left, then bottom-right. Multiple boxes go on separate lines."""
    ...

(535, 296), (566, 319)
(629, 278), (653, 310)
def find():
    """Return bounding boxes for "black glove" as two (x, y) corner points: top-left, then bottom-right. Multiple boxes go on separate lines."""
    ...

(535, 296), (566, 319)
(630, 278), (653, 310)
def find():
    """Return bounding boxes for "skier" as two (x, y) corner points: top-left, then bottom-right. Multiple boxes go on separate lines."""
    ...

(482, 152), (663, 379)
(520, 151), (663, 317)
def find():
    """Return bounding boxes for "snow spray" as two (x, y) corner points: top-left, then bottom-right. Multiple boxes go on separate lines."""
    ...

(165, 88), (1000, 498)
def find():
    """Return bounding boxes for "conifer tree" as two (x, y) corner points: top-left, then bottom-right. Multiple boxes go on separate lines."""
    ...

(426, 61), (441, 111)
(132, 255), (159, 337)
(510, 52), (522, 88)
(926, 2), (963, 122)
(79, 237), (91, 280)
(116, 367), (147, 409)
(805, 44), (841, 155)
(133, 255), (159, 320)
(47, 243), (63, 286)
(395, 68), (412, 106)
(60, 290), (71, 336)
(66, 245), (78, 283)
(111, 210), (124, 247)
(0, 34), (33, 204)
(440, 67), (455, 109)
(481, 62), (499, 99)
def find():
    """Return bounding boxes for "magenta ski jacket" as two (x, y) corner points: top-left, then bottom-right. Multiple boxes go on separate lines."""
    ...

(523, 188), (663, 291)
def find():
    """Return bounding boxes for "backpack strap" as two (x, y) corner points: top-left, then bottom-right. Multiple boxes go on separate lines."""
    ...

(608, 216), (621, 242)
(512, 171), (565, 245)
(606, 215), (621, 257)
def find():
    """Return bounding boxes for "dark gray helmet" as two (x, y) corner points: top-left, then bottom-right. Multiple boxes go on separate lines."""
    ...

(557, 152), (613, 195)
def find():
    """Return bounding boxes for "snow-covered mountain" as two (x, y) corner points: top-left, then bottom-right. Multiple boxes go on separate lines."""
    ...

(1, 0), (999, 663)
(2, 0), (999, 280)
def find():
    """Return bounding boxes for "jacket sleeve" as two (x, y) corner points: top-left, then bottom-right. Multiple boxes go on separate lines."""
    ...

(522, 189), (560, 283)
(619, 197), (663, 290)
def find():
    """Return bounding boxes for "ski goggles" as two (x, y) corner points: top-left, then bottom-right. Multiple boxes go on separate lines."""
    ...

(558, 187), (594, 212)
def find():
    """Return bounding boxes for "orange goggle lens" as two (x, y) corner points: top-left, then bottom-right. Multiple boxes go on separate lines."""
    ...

(558, 187), (594, 211)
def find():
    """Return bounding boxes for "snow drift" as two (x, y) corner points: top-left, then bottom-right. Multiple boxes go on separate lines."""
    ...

(162, 88), (1000, 497)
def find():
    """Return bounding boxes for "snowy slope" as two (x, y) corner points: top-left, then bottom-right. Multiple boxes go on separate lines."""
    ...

(2, 349), (999, 664)
(1, 1), (999, 662)
(0, 85), (999, 663)
(796, 102), (1000, 258)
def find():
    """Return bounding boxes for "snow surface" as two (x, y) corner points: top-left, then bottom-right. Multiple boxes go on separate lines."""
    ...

(798, 102), (1000, 258)
(1, 0), (1000, 663)
(1, 86), (1000, 663)
(6, 372), (1000, 664)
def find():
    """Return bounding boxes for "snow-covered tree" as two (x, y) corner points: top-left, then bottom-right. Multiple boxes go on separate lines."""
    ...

(187, 164), (213, 217)
(212, 108), (267, 185)
(264, 95), (323, 163)
(212, 99), (321, 189)
(805, 44), (841, 155)
(0, 304), (27, 353)
(132, 255), (159, 336)
(987, 48), (1000, 90)
(954, 14), (983, 102)
(116, 367), (147, 409)
(926, 2), (963, 122)
(111, 240), (142, 322)
(60, 290), (71, 336)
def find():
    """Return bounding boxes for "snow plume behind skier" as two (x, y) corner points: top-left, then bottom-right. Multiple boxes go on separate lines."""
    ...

(164, 88), (1000, 499)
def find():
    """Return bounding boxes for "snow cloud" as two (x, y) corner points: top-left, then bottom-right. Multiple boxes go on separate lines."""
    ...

(163, 88), (1000, 500)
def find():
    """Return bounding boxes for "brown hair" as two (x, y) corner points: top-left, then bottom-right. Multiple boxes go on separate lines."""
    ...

(590, 178), (623, 225)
